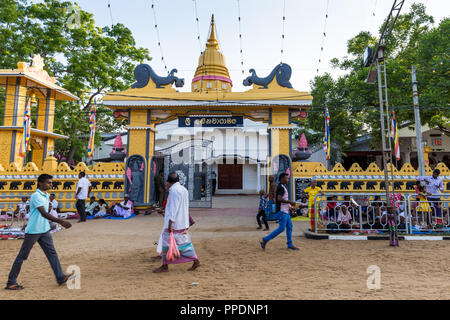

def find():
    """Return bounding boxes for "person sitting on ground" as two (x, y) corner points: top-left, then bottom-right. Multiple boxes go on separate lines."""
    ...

(111, 194), (133, 218)
(256, 190), (269, 231)
(295, 196), (308, 217)
(93, 199), (109, 219)
(337, 205), (353, 230)
(14, 197), (30, 221)
(85, 196), (99, 216)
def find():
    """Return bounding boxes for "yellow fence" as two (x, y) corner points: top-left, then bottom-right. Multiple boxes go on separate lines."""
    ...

(292, 162), (450, 193)
(0, 157), (125, 212)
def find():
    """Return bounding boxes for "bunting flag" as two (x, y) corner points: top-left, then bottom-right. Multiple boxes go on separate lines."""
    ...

(18, 98), (31, 158)
(87, 101), (96, 158)
(323, 107), (331, 160)
(390, 111), (400, 161)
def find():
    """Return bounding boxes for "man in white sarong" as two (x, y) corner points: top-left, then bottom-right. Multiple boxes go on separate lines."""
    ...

(153, 172), (200, 273)
(112, 194), (133, 218)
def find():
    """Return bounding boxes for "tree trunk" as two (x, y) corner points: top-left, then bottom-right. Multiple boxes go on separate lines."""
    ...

(66, 144), (77, 166)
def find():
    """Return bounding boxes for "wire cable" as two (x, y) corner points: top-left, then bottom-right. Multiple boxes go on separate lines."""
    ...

(150, 0), (169, 75)
(316, 0), (330, 74)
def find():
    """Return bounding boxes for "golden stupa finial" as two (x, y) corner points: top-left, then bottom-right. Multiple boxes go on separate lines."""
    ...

(206, 14), (219, 49)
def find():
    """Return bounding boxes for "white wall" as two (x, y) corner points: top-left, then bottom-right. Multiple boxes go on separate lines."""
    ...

(243, 164), (257, 192)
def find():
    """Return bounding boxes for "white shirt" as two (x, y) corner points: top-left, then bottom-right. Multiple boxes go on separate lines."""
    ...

(164, 182), (190, 230)
(76, 177), (91, 200)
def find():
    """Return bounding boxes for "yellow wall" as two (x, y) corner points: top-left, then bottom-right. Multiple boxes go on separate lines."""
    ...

(0, 157), (125, 212)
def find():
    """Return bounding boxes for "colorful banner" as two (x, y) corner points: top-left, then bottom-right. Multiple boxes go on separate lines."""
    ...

(87, 101), (96, 158)
(390, 111), (400, 161)
(18, 98), (31, 158)
(323, 107), (330, 160)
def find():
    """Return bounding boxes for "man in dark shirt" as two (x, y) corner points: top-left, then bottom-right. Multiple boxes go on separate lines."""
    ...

(260, 173), (300, 251)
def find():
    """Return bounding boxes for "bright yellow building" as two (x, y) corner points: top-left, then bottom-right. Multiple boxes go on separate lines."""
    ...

(0, 54), (78, 168)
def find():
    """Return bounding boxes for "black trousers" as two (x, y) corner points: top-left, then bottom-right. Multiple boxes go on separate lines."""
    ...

(76, 199), (86, 221)
(7, 231), (66, 286)
(257, 209), (269, 229)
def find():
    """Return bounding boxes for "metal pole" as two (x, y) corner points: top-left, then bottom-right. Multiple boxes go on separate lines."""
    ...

(412, 65), (425, 176)
(376, 48), (390, 203)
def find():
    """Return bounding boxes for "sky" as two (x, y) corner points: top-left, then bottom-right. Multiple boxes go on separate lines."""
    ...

(62, 0), (449, 93)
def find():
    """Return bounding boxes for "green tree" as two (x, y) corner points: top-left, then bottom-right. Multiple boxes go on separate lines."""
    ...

(0, 0), (150, 163)
(297, 3), (449, 161)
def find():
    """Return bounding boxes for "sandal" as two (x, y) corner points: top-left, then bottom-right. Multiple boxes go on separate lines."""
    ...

(5, 283), (24, 290)
(58, 272), (75, 286)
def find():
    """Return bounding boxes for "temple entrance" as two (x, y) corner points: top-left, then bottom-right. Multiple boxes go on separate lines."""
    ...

(158, 139), (213, 208)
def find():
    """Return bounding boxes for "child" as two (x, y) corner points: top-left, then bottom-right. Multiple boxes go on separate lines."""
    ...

(256, 190), (269, 230)
(94, 199), (109, 218)
(416, 184), (432, 229)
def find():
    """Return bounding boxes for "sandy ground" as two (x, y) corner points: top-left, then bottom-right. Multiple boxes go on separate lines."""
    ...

(0, 195), (449, 300)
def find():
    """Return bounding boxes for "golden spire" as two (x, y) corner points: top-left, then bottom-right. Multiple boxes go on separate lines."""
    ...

(191, 14), (232, 93)
(207, 14), (219, 49)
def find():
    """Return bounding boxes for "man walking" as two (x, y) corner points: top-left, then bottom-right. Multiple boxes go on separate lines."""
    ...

(260, 173), (299, 251)
(153, 172), (200, 273)
(5, 174), (74, 290)
(75, 171), (91, 222)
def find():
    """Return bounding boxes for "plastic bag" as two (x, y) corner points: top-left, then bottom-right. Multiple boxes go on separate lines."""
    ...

(166, 232), (180, 262)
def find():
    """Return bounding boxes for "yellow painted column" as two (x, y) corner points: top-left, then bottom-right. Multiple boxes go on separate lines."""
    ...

(127, 109), (156, 205)
(31, 89), (56, 167)
(268, 107), (293, 201)
(0, 76), (27, 168)
(269, 107), (291, 157)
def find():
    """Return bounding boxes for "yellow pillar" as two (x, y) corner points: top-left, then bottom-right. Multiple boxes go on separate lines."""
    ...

(0, 76), (27, 168)
(267, 107), (293, 198)
(269, 107), (291, 156)
(32, 89), (56, 167)
(127, 109), (156, 205)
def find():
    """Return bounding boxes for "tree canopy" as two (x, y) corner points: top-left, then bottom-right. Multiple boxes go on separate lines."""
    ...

(295, 3), (449, 162)
(0, 0), (150, 163)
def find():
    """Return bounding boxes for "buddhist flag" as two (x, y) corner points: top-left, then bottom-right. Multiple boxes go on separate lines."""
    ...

(87, 101), (96, 158)
(18, 98), (31, 158)
(390, 111), (400, 161)
(323, 107), (331, 160)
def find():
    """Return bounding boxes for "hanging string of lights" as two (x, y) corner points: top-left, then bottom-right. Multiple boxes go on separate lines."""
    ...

(368, 0), (378, 34)
(280, 0), (286, 63)
(150, 0), (169, 75)
(107, 0), (114, 26)
(316, 0), (330, 74)
(236, 0), (245, 74)
(193, 0), (203, 53)
(192, 0), (206, 91)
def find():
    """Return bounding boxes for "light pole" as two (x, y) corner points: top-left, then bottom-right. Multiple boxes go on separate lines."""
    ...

(411, 65), (425, 176)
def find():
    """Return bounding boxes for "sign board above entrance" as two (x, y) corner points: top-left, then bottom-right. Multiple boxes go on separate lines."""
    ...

(178, 116), (244, 128)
